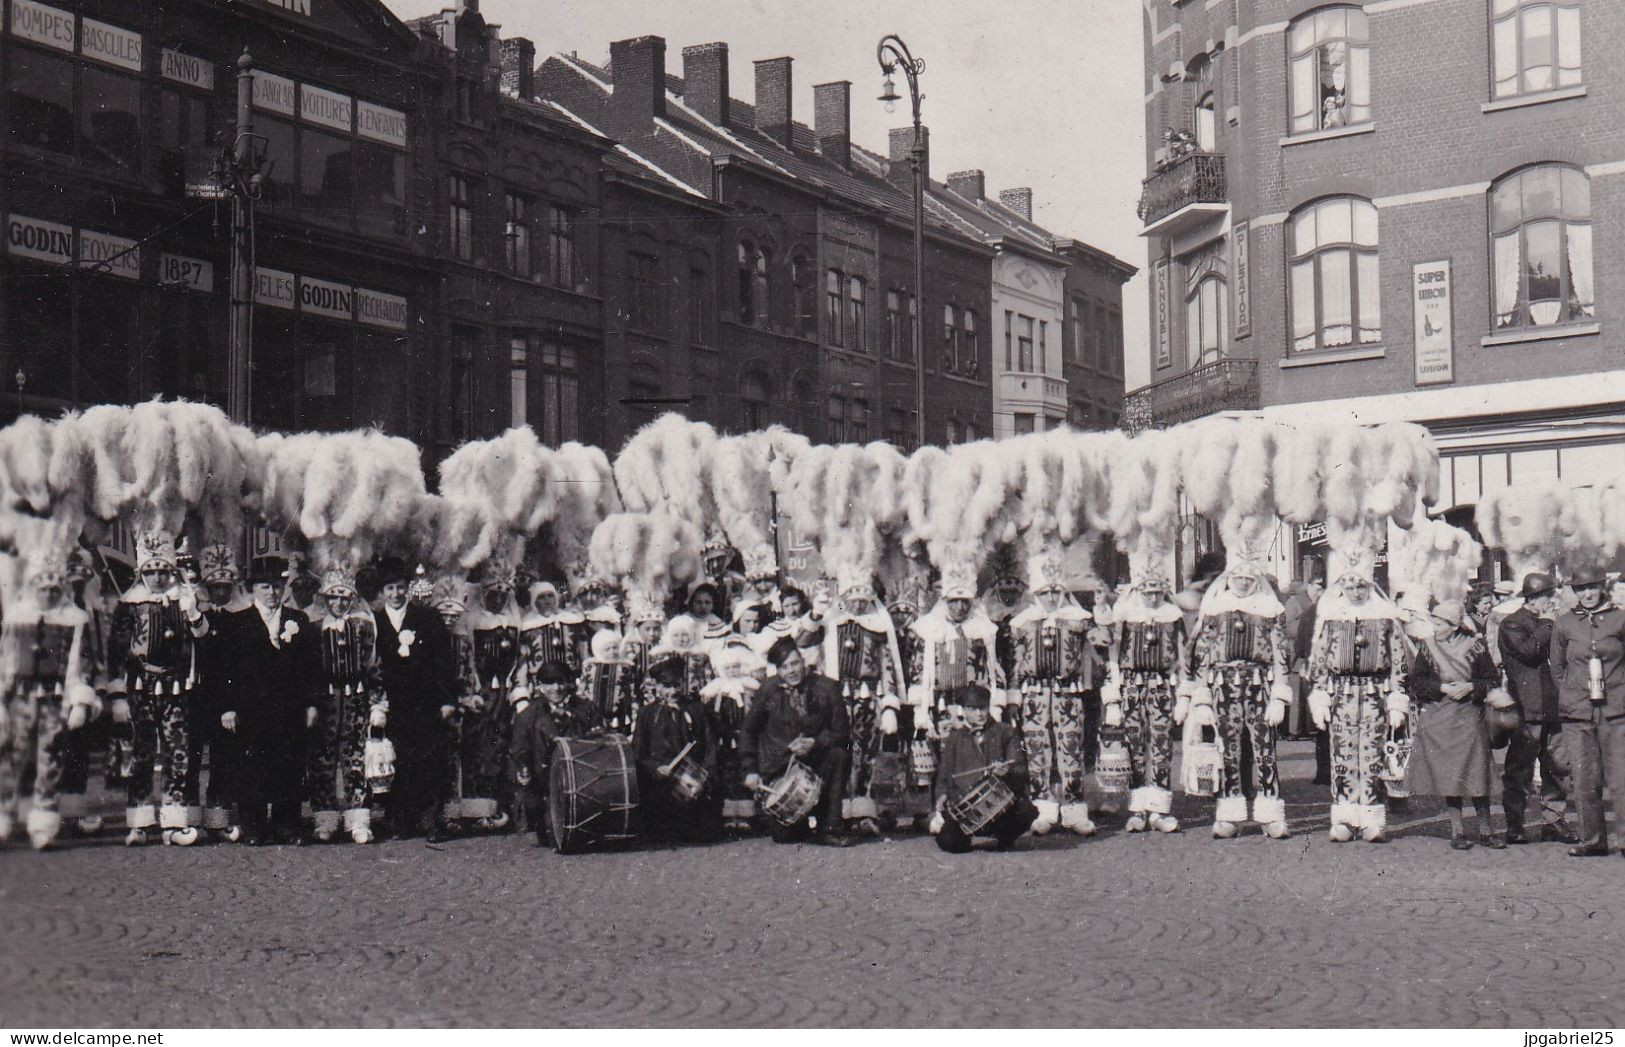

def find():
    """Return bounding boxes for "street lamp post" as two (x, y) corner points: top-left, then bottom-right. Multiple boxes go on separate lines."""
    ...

(877, 34), (927, 450)
(218, 50), (265, 426)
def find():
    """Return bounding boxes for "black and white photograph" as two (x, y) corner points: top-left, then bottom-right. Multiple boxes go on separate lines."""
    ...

(0, 0), (1621, 1034)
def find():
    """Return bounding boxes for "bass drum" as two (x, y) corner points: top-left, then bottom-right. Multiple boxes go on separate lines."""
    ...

(548, 735), (640, 854)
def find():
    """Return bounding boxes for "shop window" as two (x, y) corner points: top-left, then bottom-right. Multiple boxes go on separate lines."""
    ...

(156, 291), (215, 404)
(1288, 196), (1381, 352)
(257, 117), (300, 214)
(7, 48), (73, 155)
(252, 311), (300, 433)
(1288, 7), (1370, 133)
(355, 143), (405, 238)
(7, 273), (73, 402)
(1491, 164), (1592, 330)
(159, 89), (216, 200)
(300, 321), (352, 432)
(299, 129), (353, 226)
(1493, 0), (1581, 99)
(79, 67), (142, 174)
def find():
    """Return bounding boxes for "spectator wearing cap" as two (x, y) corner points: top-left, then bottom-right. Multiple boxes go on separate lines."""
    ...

(509, 661), (602, 843)
(932, 683), (1038, 853)
(740, 638), (851, 845)
(1549, 568), (1625, 857)
(1498, 572), (1577, 844)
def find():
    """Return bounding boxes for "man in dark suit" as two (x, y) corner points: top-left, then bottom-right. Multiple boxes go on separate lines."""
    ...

(219, 555), (316, 846)
(1498, 572), (1577, 844)
(372, 557), (458, 841)
(741, 638), (851, 845)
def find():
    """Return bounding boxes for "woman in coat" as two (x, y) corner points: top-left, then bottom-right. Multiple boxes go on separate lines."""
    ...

(1404, 599), (1502, 850)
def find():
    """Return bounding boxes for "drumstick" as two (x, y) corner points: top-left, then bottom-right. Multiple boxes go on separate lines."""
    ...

(951, 763), (997, 779)
(659, 739), (698, 777)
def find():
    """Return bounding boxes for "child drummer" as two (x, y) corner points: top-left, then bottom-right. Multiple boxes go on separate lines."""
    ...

(632, 654), (721, 843)
(933, 683), (1037, 853)
(509, 661), (601, 842)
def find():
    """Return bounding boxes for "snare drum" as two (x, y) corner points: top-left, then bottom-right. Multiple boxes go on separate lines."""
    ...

(761, 759), (822, 826)
(946, 775), (1015, 834)
(548, 735), (640, 854)
(668, 753), (709, 805)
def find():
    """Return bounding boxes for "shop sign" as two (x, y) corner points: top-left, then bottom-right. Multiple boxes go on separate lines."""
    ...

(251, 69), (297, 116)
(357, 101), (408, 148)
(79, 229), (140, 280)
(10, 0), (75, 52)
(1232, 221), (1251, 339)
(161, 48), (215, 91)
(80, 17), (142, 72)
(160, 253), (213, 292)
(775, 517), (821, 585)
(301, 84), (352, 132)
(299, 276), (353, 321)
(1153, 258), (1171, 369)
(5, 213), (74, 266)
(355, 287), (407, 330)
(1412, 259), (1454, 386)
(255, 267), (296, 309)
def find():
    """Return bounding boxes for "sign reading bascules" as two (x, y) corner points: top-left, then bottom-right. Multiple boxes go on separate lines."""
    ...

(299, 276), (353, 321)
(301, 84), (352, 132)
(6, 214), (74, 266)
(162, 48), (215, 91)
(255, 267), (296, 310)
(355, 287), (407, 330)
(357, 101), (408, 149)
(80, 18), (142, 72)
(79, 230), (140, 280)
(251, 69), (297, 116)
(160, 253), (214, 293)
(11, 0), (75, 52)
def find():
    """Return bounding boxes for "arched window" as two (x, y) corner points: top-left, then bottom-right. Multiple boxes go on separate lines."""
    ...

(1186, 275), (1227, 366)
(1189, 55), (1216, 152)
(740, 370), (770, 430)
(754, 246), (772, 326)
(791, 251), (816, 337)
(1288, 196), (1380, 353)
(1289, 7), (1370, 134)
(737, 240), (755, 323)
(1491, 165), (1593, 330)
(1492, 0), (1581, 99)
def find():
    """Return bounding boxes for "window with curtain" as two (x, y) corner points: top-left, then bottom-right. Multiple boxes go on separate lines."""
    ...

(537, 341), (580, 444)
(627, 251), (661, 331)
(509, 336), (528, 427)
(1491, 165), (1593, 330)
(886, 290), (904, 359)
(450, 175), (476, 261)
(1492, 0), (1581, 99)
(738, 241), (756, 324)
(754, 247), (772, 326)
(792, 253), (816, 337)
(1017, 316), (1035, 371)
(963, 310), (979, 378)
(1288, 196), (1381, 352)
(505, 192), (532, 277)
(826, 269), (843, 346)
(1288, 7), (1370, 133)
(1189, 54), (1217, 152)
(546, 205), (578, 289)
(942, 304), (959, 373)
(848, 276), (867, 351)
(1186, 274), (1228, 365)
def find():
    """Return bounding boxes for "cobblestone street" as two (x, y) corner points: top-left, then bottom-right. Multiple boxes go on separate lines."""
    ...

(2, 744), (1620, 1028)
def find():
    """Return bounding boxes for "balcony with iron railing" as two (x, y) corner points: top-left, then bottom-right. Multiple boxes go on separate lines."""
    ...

(1137, 150), (1228, 239)
(1122, 357), (1258, 432)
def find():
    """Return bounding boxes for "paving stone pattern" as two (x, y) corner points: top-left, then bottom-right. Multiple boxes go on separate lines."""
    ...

(1, 744), (1620, 1028)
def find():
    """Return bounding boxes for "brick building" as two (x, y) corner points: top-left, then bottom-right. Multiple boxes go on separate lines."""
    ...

(1133, 0), (1625, 577)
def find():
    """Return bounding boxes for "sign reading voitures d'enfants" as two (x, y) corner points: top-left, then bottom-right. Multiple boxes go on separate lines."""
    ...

(1412, 260), (1453, 386)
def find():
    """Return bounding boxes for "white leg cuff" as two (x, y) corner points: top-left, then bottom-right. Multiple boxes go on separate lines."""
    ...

(1058, 802), (1095, 834)
(126, 804), (157, 829)
(313, 810), (341, 835)
(343, 807), (371, 832)
(844, 797), (879, 820)
(1251, 794), (1286, 825)
(27, 808), (62, 847)
(1360, 803), (1387, 831)
(159, 804), (192, 830)
(441, 800), (463, 822)
(462, 798), (498, 820)
(1215, 794), (1249, 823)
(1329, 802), (1362, 829)
(1131, 785), (1173, 815)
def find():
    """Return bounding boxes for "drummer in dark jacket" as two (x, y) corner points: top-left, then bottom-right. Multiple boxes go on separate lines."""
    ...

(1497, 572), (1577, 844)
(1548, 569), (1625, 857)
(933, 683), (1038, 853)
(741, 638), (851, 845)
(373, 557), (458, 842)
(219, 555), (316, 846)
(510, 661), (602, 840)
(633, 653), (721, 843)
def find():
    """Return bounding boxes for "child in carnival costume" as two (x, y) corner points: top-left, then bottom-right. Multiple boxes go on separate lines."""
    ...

(820, 569), (908, 832)
(519, 581), (584, 681)
(702, 635), (764, 828)
(653, 614), (716, 697)
(112, 529), (210, 846)
(457, 557), (525, 831)
(306, 555), (388, 844)
(578, 629), (639, 734)
(0, 542), (101, 849)
(1010, 542), (1098, 837)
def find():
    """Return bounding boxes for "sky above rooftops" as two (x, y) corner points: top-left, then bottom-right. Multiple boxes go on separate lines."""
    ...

(388, 0), (1149, 389)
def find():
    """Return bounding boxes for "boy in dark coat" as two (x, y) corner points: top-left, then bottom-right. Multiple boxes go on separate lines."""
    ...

(219, 555), (317, 845)
(740, 638), (851, 845)
(632, 654), (721, 843)
(510, 661), (602, 842)
(933, 683), (1038, 853)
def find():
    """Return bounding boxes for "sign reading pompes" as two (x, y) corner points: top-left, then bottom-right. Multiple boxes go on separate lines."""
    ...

(10, 0), (75, 52)
(1412, 259), (1453, 386)
(80, 17), (142, 72)
(162, 48), (215, 91)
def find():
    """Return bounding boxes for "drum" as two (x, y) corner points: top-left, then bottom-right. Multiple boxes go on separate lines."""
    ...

(548, 735), (640, 854)
(946, 775), (1015, 834)
(1094, 730), (1133, 805)
(1179, 720), (1222, 797)
(668, 753), (709, 805)
(761, 759), (822, 827)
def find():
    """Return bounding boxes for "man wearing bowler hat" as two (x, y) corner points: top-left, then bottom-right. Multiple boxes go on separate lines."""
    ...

(1549, 568), (1625, 856)
(1498, 572), (1576, 844)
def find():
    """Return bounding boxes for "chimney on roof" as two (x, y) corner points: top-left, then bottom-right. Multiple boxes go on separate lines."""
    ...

(500, 37), (535, 100)
(947, 170), (984, 200)
(682, 42), (730, 126)
(888, 125), (929, 182)
(754, 56), (793, 149)
(813, 81), (850, 168)
(608, 35), (667, 139)
(999, 187), (1033, 221)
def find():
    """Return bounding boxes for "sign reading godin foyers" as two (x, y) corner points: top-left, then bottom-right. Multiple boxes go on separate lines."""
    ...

(1412, 259), (1453, 386)
(255, 267), (407, 331)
